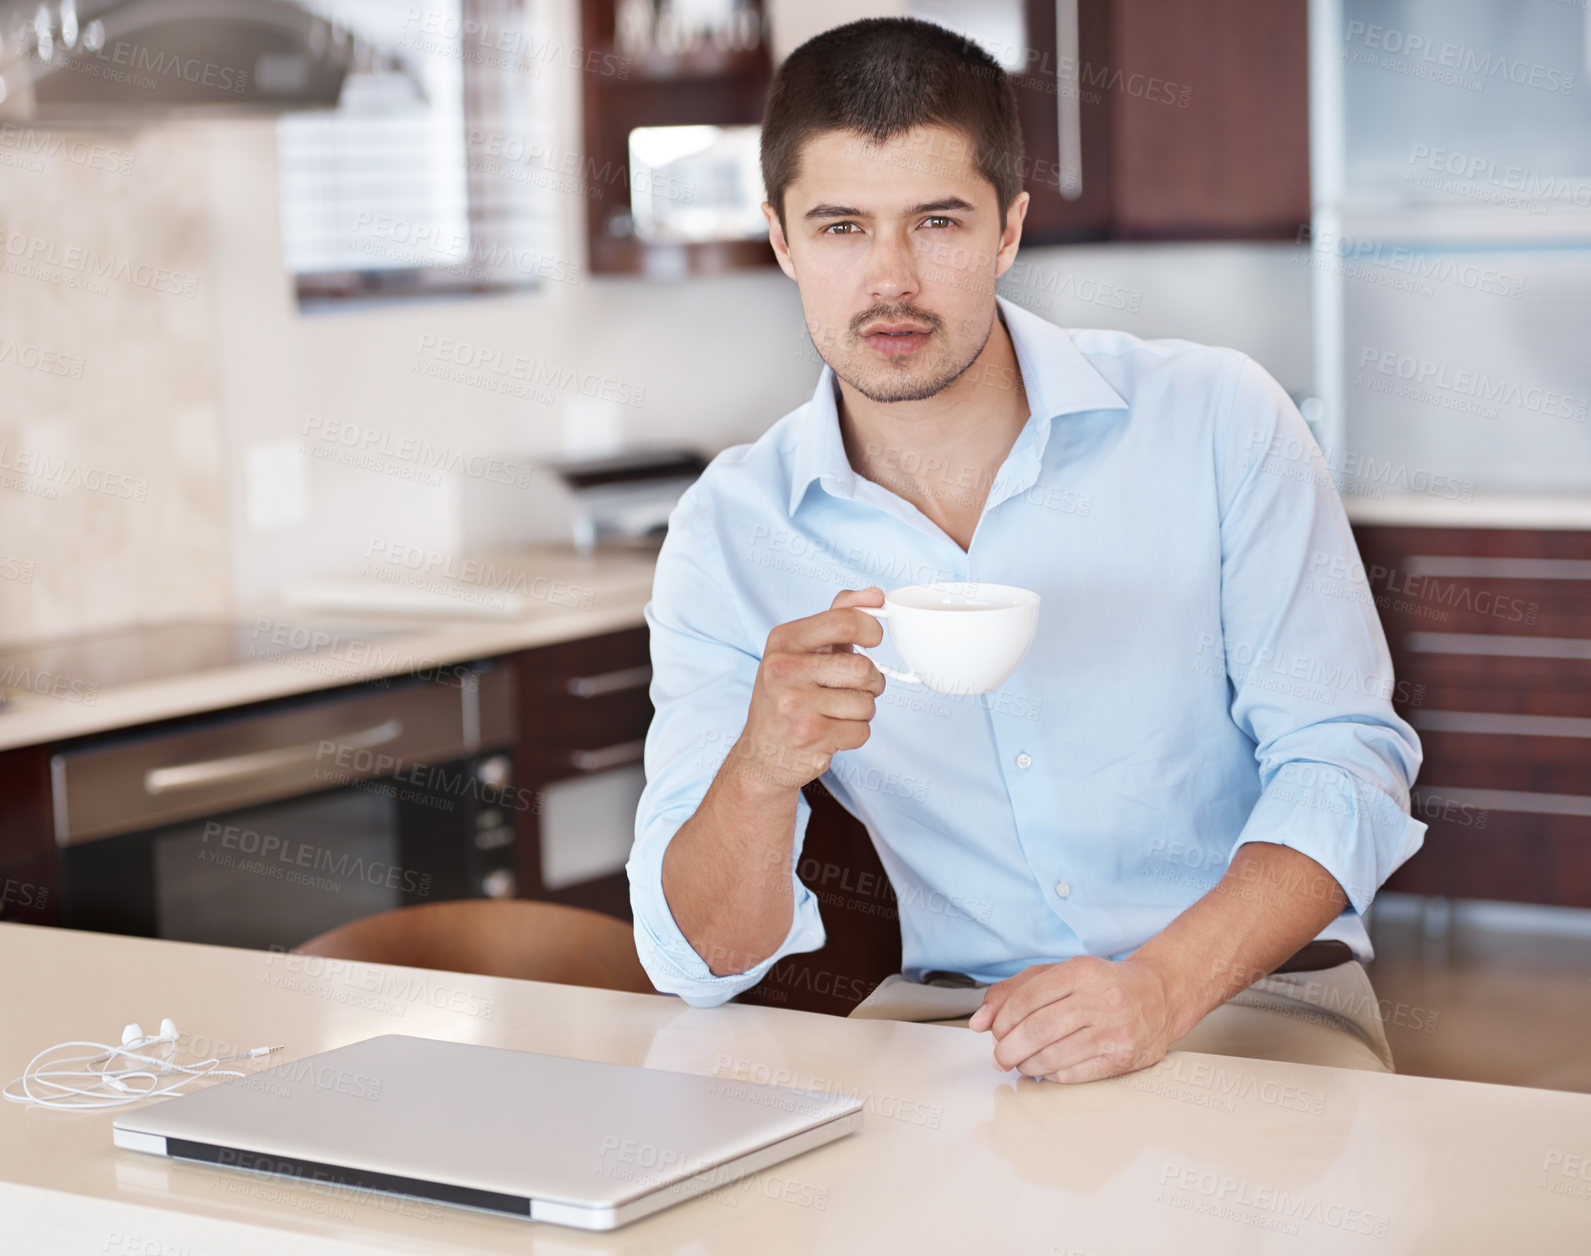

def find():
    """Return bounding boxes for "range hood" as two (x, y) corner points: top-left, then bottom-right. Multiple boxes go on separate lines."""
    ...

(0, 0), (421, 124)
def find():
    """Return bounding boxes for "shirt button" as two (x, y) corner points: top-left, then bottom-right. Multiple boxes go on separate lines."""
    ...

(1054, 882), (1071, 899)
(1015, 752), (1033, 769)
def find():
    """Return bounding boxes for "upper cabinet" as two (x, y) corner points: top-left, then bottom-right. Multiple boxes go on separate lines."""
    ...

(580, 0), (776, 277)
(578, 0), (1311, 275)
(1016, 0), (1310, 244)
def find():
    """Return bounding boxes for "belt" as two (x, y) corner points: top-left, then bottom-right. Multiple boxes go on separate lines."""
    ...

(1268, 939), (1354, 973)
(919, 939), (1354, 990)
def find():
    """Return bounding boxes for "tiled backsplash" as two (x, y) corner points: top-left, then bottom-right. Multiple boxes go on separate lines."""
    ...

(0, 124), (230, 649)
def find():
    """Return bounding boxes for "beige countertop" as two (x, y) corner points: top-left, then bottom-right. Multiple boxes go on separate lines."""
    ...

(0, 547), (658, 754)
(1345, 493), (1591, 530)
(3, 921), (1590, 1254)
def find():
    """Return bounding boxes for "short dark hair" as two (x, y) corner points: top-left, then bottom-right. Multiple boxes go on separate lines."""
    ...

(760, 17), (1024, 233)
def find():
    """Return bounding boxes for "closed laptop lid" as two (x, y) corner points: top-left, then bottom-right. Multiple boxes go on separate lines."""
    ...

(112, 1034), (861, 1213)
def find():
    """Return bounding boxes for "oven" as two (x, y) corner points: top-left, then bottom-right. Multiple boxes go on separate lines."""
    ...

(48, 662), (520, 951)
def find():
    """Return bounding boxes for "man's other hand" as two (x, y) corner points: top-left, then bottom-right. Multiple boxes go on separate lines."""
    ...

(967, 956), (1180, 1083)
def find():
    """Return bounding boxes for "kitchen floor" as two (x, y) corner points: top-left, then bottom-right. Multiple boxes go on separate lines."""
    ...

(1366, 894), (1591, 1094)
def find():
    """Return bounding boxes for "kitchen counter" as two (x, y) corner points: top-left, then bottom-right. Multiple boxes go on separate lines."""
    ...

(4, 921), (1590, 1254)
(0, 547), (658, 754)
(1345, 494), (1591, 530)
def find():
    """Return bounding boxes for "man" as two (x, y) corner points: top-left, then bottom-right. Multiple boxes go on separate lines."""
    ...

(627, 18), (1424, 1082)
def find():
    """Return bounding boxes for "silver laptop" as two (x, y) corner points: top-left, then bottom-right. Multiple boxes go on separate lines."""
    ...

(112, 1033), (862, 1230)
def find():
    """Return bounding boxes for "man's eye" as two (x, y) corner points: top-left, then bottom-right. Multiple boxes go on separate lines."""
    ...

(823, 222), (858, 235)
(923, 216), (956, 229)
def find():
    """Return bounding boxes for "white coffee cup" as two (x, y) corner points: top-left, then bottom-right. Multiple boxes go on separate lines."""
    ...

(856, 582), (1040, 696)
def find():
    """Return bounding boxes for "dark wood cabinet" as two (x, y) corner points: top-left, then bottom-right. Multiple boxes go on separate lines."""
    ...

(0, 742), (52, 865)
(1015, 0), (1310, 245)
(512, 628), (653, 783)
(1009, 0), (1117, 244)
(509, 627), (654, 917)
(0, 742), (56, 925)
(1353, 525), (1591, 908)
(1106, 0), (1310, 239)
(579, 0), (775, 276)
(576, 0), (1310, 275)
(0, 851), (60, 927)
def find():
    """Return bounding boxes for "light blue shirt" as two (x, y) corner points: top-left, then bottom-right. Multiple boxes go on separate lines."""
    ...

(628, 294), (1425, 1008)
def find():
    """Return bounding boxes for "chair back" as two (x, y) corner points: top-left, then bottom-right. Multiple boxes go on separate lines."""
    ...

(294, 899), (657, 995)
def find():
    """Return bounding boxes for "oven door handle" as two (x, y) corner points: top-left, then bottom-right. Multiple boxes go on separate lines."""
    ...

(142, 719), (405, 795)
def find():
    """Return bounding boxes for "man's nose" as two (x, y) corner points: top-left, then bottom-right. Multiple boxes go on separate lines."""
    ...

(866, 229), (920, 304)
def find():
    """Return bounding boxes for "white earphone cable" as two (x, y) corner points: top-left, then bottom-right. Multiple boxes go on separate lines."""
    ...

(3, 1024), (283, 1110)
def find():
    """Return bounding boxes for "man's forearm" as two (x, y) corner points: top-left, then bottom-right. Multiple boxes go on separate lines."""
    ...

(659, 738), (808, 977)
(1130, 841), (1349, 1040)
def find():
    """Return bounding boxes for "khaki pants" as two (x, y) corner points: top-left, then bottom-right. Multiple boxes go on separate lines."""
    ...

(849, 962), (1395, 1073)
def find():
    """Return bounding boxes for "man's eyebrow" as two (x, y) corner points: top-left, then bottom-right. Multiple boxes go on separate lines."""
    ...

(801, 196), (978, 222)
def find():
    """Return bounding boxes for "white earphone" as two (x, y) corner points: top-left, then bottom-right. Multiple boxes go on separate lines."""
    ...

(3, 1018), (282, 1110)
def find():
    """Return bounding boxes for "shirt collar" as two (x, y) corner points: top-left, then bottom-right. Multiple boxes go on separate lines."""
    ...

(787, 294), (1129, 517)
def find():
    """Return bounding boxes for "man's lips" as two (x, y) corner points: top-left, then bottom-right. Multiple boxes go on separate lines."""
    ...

(863, 322), (932, 336)
(860, 322), (933, 356)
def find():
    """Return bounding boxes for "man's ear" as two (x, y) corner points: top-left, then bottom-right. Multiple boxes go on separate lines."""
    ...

(761, 201), (798, 281)
(994, 190), (1030, 278)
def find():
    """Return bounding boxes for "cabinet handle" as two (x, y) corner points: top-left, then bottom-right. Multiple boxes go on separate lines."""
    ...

(1405, 633), (1591, 660)
(569, 740), (646, 773)
(565, 665), (652, 698)
(1410, 710), (1591, 739)
(1405, 556), (1591, 581)
(1056, 0), (1083, 201)
(1415, 786), (1591, 819)
(143, 719), (403, 794)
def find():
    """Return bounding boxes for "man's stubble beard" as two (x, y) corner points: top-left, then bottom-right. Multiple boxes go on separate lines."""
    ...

(825, 311), (995, 404)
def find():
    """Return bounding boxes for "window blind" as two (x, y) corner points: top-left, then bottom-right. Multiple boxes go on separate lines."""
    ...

(277, 0), (560, 294)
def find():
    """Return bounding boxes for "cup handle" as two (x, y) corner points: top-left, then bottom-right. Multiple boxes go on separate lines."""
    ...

(854, 606), (923, 686)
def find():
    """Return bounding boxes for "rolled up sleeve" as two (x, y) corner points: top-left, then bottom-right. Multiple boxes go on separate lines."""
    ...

(626, 489), (827, 1006)
(1215, 355), (1426, 915)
